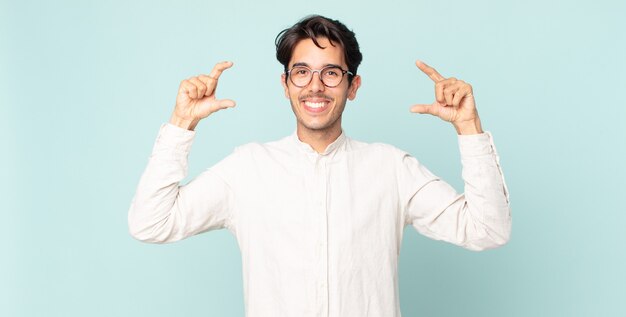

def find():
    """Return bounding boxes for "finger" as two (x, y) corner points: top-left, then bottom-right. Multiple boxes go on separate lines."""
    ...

(180, 80), (198, 99)
(435, 82), (444, 104)
(208, 61), (234, 80)
(416, 60), (445, 83)
(444, 84), (461, 106)
(189, 77), (207, 98)
(205, 61), (233, 93)
(435, 78), (456, 105)
(198, 75), (214, 96)
(452, 85), (472, 108)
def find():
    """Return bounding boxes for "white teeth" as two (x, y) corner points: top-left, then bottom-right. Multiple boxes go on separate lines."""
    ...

(305, 101), (326, 108)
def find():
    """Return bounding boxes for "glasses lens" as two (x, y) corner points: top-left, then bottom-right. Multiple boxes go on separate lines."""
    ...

(290, 67), (311, 87)
(321, 67), (343, 87)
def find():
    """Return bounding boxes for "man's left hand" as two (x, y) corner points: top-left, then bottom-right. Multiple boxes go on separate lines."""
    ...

(410, 60), (483, 135)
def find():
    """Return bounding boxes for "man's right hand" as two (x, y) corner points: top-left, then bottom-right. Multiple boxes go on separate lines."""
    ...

(169, 61), (236, 130)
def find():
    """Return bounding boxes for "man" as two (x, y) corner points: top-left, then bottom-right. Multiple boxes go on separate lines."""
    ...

(128, 15), (511, 317)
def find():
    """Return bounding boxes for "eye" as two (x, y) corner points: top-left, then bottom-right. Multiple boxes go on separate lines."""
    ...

(324, 68), (341, 77)
(293, 67), (310, 76)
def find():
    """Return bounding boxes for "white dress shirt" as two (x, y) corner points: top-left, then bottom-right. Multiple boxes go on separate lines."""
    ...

(128, 123), (511, 317)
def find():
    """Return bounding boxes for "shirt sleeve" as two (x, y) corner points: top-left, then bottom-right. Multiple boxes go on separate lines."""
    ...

(127, 123), (235, 243)
(403, 132), (511, 251)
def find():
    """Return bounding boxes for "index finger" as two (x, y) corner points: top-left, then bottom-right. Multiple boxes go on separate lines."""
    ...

(416, 60), (445, 83)
(208, 61), (234, 80)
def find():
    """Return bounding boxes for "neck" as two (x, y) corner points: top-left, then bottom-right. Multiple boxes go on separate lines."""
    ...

(297, 124), (342, 153)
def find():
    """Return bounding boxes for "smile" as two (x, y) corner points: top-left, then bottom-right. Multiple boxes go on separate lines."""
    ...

(300, 96), (332, 113)
(305, 101), (326, 108)
(302, 100), (330, 113)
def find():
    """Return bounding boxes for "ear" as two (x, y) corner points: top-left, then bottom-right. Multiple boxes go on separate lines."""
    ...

(281, 73), (289, 99)
(347, 75), (361, 100)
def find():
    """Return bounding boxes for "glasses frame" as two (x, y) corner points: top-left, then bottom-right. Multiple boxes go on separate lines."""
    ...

(286, 65), (354, 88)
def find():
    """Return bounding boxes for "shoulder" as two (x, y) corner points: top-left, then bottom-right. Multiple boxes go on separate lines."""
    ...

(233, 134), (294, 155)
(222, 135), (298, 168)
(346, 137), (410, 159)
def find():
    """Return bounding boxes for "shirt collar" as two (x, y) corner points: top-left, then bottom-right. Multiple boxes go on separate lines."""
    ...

(292, 130), (347, 156)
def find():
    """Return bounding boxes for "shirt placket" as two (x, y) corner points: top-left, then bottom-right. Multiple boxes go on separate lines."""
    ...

(313, 155), (329, 317)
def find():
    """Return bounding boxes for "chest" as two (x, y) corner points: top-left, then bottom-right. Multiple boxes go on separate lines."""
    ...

(233, 156), (403, 255)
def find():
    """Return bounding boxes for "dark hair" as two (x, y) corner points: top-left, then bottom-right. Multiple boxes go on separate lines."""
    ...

(275, 15), (363, 83)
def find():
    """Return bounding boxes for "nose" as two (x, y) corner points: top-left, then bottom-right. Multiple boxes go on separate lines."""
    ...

(308, 70), (325, 92)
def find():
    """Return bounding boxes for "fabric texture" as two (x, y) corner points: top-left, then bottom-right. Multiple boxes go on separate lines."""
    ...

(128, 123), (511, 317)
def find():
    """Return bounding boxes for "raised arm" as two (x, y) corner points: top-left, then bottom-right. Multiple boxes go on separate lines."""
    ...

(406, 61), (511, 250)
(128, 62), (236, 243)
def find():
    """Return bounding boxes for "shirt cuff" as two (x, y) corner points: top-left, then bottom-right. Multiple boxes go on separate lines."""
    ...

(153, 123), (196, 153)
(457, 131), (495, 157)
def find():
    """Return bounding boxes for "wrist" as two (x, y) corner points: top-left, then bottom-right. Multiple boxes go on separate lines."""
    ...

(454, 117), (483, 135)
(169, 113), (200, 131)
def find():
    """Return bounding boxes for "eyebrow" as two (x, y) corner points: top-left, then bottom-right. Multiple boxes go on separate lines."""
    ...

(291, 62), (343, 69)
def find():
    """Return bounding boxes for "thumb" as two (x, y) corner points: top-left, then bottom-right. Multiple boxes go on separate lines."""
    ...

(410, 103), (434, 114)
(213, 99), (235, 111)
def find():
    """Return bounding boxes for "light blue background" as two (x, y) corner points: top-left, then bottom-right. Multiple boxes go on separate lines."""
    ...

(2, 0), (625, 316)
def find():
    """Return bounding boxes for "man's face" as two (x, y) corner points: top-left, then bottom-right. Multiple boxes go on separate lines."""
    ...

(281, 37), (361, 136)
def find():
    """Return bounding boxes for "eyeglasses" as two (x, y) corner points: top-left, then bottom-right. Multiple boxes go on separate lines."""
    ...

(287, 65), (353, 88)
